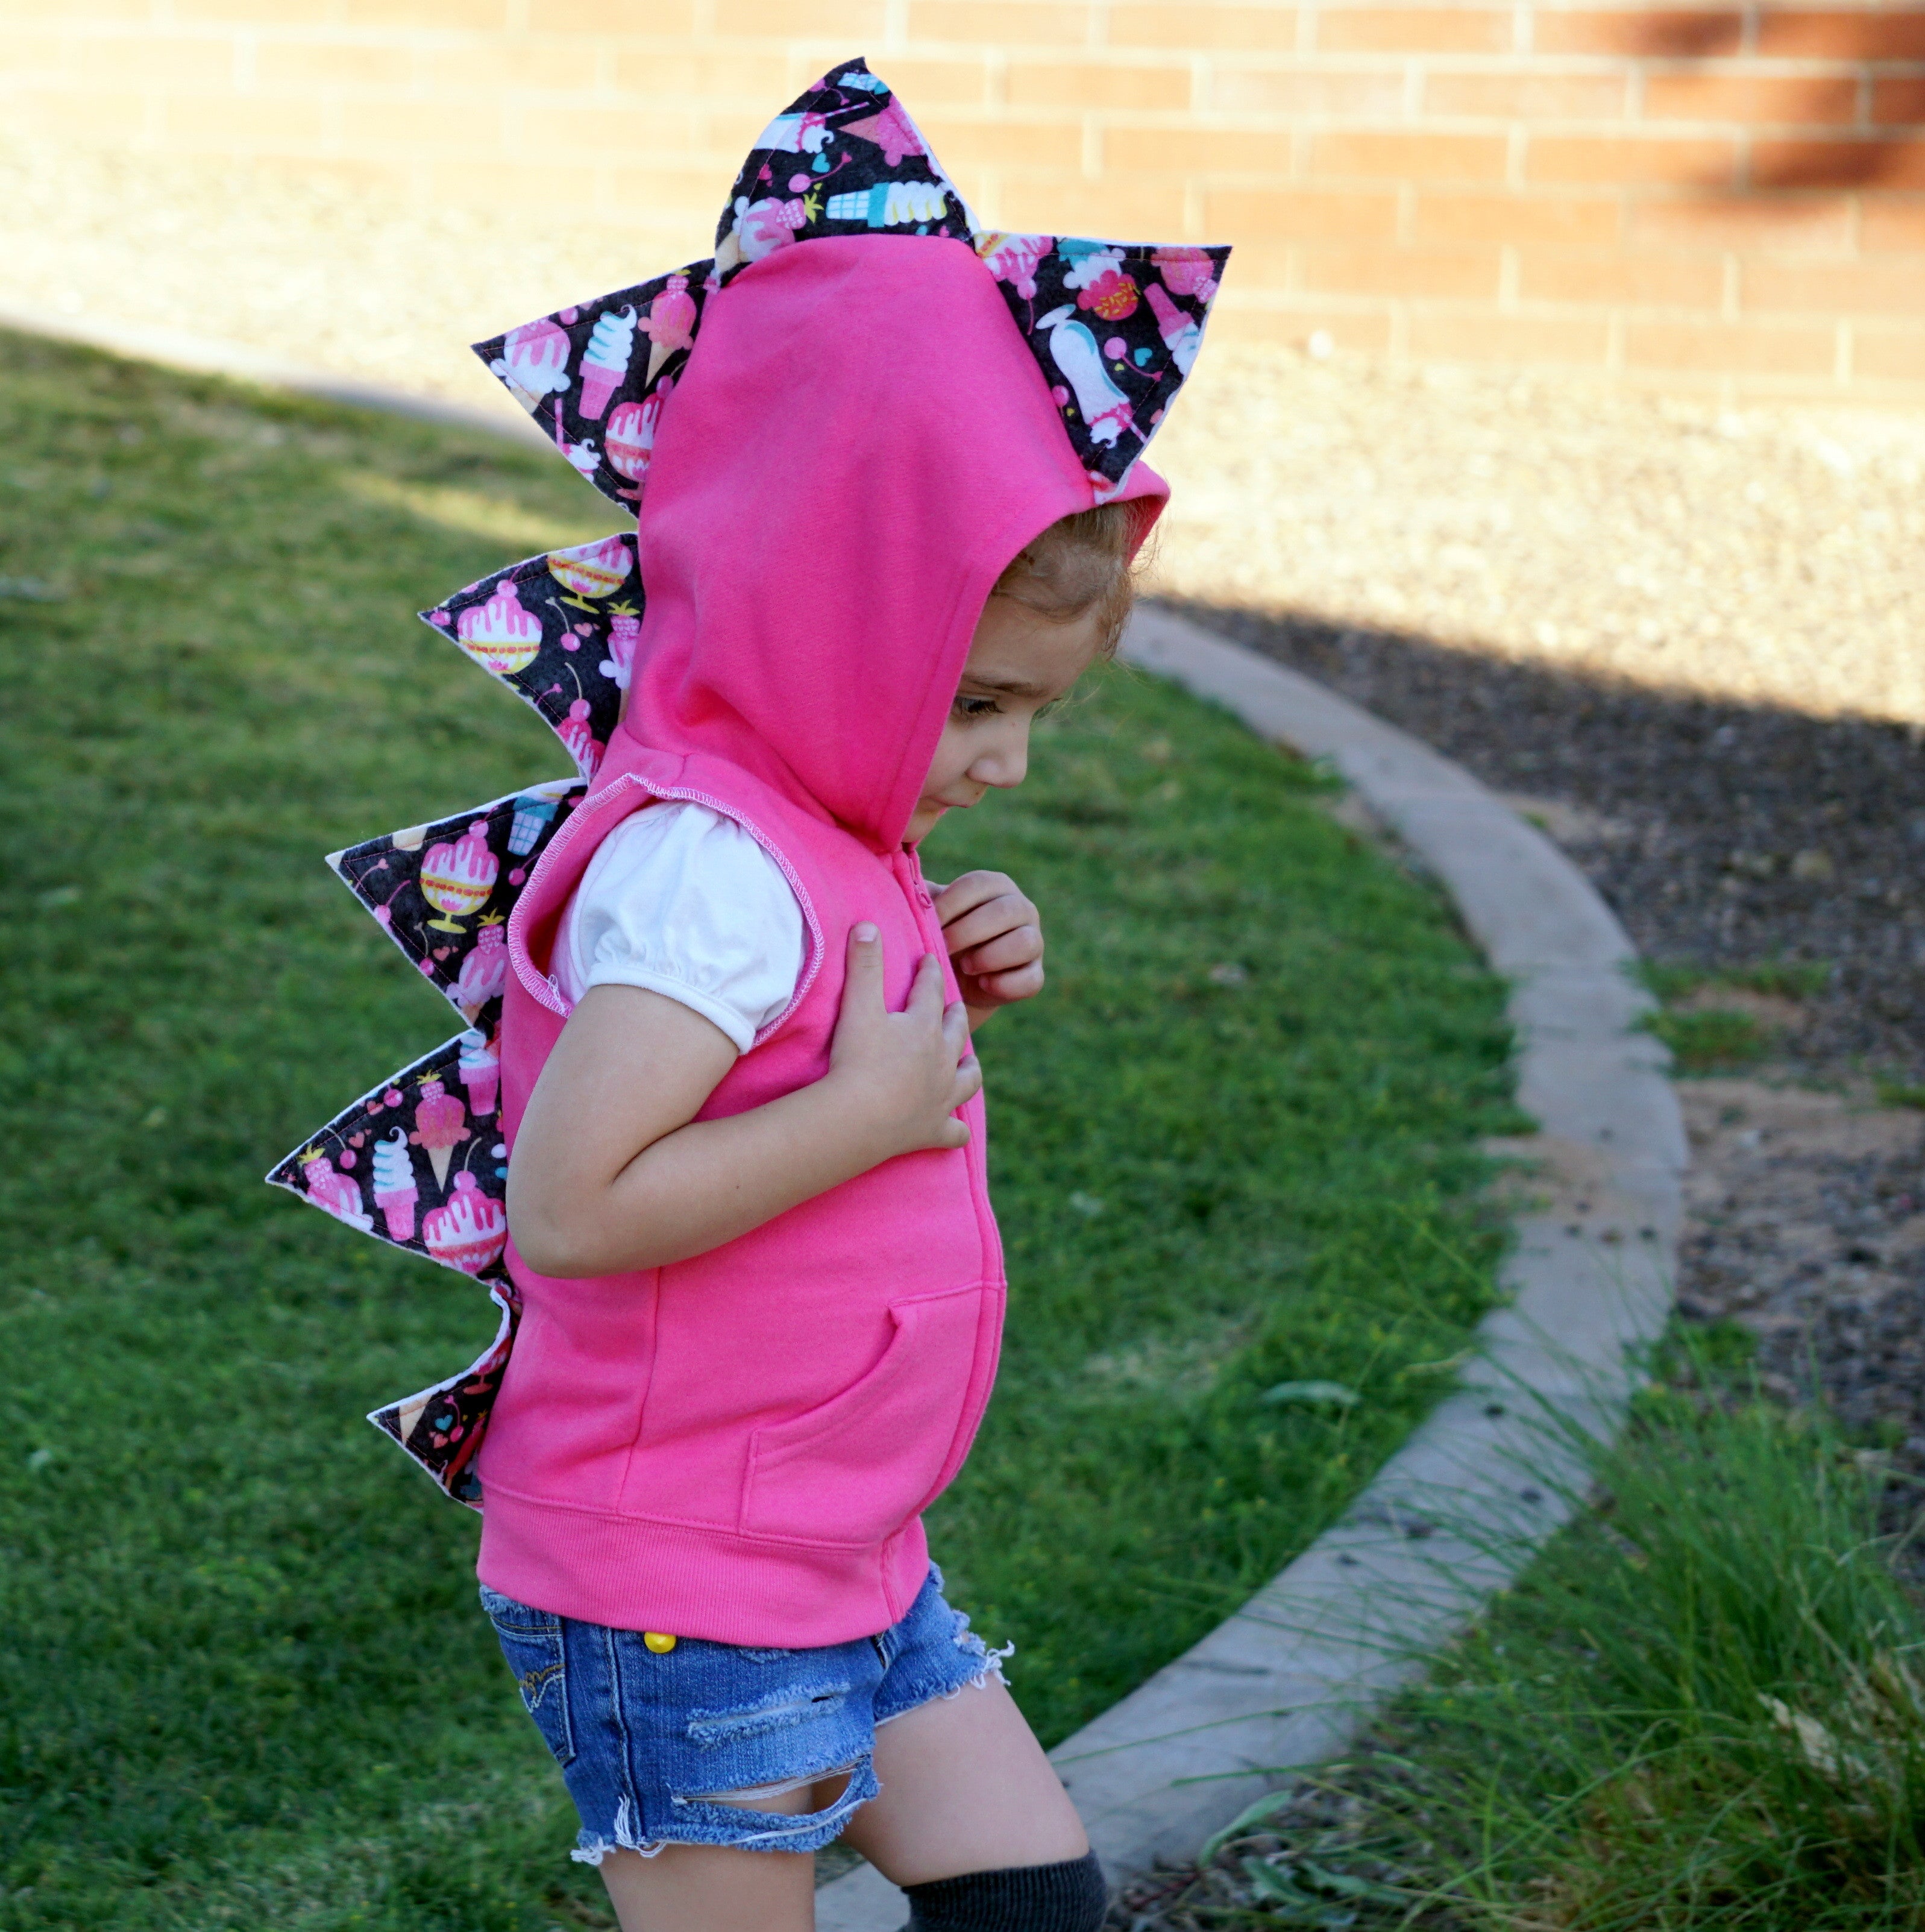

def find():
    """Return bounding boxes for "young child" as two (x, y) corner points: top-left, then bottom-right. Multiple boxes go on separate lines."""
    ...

(495, 500), (1140, 1932)
(272, 58), (1224, 1932)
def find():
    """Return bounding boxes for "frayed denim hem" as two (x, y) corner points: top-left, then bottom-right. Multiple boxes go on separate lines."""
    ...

(875, 1637), (1015, 1728)
(571, 1796), (667, 1866)
(571, 1763), (878, 1862)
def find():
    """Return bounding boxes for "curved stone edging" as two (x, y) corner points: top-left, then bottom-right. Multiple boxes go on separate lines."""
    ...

(815, 605), (1685, 1927)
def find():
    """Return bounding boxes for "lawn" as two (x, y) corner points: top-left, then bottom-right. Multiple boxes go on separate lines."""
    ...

(0, 330), (1520, 1930)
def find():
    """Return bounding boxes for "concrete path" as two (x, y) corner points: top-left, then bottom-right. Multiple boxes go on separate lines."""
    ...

(815, 604), (1684, 1930)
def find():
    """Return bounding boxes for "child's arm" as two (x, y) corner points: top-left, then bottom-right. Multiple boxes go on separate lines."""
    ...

(507, 925), (979, 1279)
(931, 870), (1044, 1029)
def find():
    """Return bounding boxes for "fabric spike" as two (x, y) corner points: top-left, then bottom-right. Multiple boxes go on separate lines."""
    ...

(712, 56), (973, 279)
(329, 779), (586, 1019)
(981, 238), (1231, 490)
(265, 1031), (512, 1285)
(473, 266), (711, 508)
(479, 55), (1226, 506)
(367, 1282), (518, 1508)
(712, 57), (1226, 488)
(421, 535), (636, 776)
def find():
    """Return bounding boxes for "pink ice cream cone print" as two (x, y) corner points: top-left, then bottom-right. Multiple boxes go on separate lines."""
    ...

(1145, 283), (1202, 377)
(976, 232), (1053, 302)
(422, 1171), (507, 1277)
(420, 819), (498, 933)
(454, 914), (507, 1015)
(547, 535), (632, 601)
(494, 317), (571, 414)
(718, 194), (810, 271)
(458, 1028), (500, 1118)
(841, 98), (925, 168)
(411, 1074), (469, 1189)
(605, 400), (651, 489)
(300, 1147), (373, 1232)
(1152, 246), (1221, 304)
(456, 576), (542, 676)
(371, 1127), (419, 1241)
(601, 606), (641, 690)
(578, 306), (638, 420)
(604, 381), (673, 499)
(642, 275), (697, 385)
(559, 699), (602, 778)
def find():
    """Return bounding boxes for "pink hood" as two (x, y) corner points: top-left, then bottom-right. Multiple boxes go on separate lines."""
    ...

(622, 233), (1168, 852)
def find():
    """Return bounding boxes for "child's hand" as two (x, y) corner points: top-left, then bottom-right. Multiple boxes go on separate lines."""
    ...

(929, 871), (1044, 1025)
(827, 925), (981, 1158)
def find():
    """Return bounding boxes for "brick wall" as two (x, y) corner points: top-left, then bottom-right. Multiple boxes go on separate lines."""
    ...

(5, 1), (1922, 400)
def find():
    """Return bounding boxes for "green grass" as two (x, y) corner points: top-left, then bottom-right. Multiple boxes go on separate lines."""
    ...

(0, 332), (1518, 1930)
(1638, 960), (1833, 1004)
(1643, 1006), (1774, 1073)
(1634, 958), (1829, 1074)
(1175, 1331), (1925, 1931)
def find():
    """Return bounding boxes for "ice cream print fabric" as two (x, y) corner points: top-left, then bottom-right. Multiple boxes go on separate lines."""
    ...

(271, 54), (1227, 1508)
(471, 56), (1228, 501)
(422, 533), (639, 779)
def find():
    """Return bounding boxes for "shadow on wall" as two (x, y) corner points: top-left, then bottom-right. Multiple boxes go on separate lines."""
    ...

(1163, 598), (1925, 1078)
(1636, 11), (1925, 190)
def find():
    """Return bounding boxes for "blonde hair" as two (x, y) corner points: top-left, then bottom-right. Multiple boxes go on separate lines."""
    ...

(990, 502), (1143, 656)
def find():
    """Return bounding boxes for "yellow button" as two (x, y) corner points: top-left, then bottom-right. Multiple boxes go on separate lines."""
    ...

(643, 1631), (677, 1654)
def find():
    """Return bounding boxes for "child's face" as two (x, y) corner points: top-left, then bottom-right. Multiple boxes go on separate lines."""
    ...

(905, 594), (1108, 846)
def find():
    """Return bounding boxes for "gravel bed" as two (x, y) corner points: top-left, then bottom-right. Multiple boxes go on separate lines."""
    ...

(1677, 1078), (1925, 1497)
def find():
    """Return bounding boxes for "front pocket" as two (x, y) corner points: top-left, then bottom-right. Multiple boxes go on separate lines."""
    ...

(480, 1584), (576, 1767)
(740, 1285), (985, 1549)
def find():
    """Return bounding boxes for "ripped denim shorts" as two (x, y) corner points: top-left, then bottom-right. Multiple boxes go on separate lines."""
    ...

(479, 1564), (1010, 1863)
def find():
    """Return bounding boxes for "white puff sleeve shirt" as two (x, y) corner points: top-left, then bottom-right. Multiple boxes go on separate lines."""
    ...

(551, 802), (806, 1053)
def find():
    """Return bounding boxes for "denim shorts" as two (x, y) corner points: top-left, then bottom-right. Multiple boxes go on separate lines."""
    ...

(479, 1564), (1011, 1863)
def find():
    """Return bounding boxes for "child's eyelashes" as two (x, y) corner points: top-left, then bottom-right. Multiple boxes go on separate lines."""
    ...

(952, 694), (1002, 720)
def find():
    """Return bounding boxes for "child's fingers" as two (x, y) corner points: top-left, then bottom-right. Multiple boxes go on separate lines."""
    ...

(970, 961), (1046, 1005)
(840, 922), (885, 1015)
(951, 1053), (984, 1110)
(941, 891), (1038, 958)
(903, 950), (946, 1019)
(940, 996), (973, 1062)
(933, 870), (1020, 926)
(955, 923), (1043, 979)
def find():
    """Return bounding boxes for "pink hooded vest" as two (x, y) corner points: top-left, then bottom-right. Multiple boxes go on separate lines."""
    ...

(265, 56), (1226, 1651)
(480, 238), (1164, 1644)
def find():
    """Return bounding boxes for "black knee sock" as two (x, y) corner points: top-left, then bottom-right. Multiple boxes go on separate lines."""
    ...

(902, 1851), (1108, 1931)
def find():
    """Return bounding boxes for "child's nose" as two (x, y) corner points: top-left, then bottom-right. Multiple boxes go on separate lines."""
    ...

(972, 725), (1029, 790)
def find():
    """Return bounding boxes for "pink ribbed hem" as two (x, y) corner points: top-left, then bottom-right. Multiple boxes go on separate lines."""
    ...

(476, 1482), (931, 1647)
